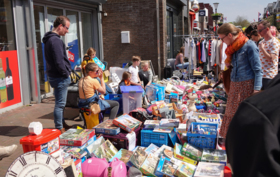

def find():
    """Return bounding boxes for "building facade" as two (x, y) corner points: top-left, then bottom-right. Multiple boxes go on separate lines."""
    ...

(0, 0), (106, 113)
(102, 0), (189, 78)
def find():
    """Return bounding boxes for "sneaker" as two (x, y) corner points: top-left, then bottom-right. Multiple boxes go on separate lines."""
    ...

(0, 144), (17, 160)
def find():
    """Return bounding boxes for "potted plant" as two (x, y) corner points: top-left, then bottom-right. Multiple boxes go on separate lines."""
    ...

(218, 22), (223, 26)
(211, 13), (222, 20)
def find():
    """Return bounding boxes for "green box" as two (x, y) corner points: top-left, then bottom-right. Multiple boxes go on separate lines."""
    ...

(181, 143), (202, 161)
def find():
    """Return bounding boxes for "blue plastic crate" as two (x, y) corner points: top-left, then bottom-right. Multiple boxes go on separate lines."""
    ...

(141, 129), (171, 147)
(104, 94), (123, 114)
(187, 122), (218, 149)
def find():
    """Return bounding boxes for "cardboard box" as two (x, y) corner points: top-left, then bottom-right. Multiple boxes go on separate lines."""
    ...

(173, 143), (197, 166)
(181, 143), (202, 161)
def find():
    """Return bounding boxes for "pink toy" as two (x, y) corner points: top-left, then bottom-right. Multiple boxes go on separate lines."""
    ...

(108, 158), (127, 177)
(82, 157), (109, 177)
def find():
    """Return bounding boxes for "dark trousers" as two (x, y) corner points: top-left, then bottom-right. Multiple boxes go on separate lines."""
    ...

(138, 72), (149, 86)
(103, 100), (119, 120)
(262, 78), (272, 90)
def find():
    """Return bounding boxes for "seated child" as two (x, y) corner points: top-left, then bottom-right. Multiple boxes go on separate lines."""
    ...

(118, 71), (131, 94)
(81, 47), (96, 76)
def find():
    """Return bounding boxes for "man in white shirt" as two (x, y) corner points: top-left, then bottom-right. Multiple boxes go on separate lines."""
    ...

(128, 56), (143, 87)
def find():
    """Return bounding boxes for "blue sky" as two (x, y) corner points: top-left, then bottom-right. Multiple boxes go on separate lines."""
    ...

(203, 0), (270, 23)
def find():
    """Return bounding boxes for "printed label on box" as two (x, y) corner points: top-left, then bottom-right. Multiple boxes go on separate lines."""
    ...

(41, 137), (60, 154)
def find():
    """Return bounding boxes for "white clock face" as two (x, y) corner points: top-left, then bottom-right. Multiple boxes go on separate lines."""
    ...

(6, 151), (66, 177)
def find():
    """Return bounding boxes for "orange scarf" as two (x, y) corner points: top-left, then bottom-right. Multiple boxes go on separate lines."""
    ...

(225, 32), (248, 67)
(124, 80), (131, 86)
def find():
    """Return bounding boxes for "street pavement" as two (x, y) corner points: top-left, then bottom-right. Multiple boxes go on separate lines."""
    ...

(0, 96), (87, 176)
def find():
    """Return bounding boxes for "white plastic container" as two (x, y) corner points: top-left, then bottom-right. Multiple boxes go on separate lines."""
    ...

(120, 86), (143, 114)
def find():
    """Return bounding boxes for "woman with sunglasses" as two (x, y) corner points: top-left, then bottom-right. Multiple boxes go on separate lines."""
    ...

(217, 23), (263, 144)
(78, 63), (119, 120)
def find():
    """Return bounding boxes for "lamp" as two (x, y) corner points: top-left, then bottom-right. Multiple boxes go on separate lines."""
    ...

(213, 2), (219, 13)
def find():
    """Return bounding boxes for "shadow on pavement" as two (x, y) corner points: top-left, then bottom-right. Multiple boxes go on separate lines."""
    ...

(0, 126), (29, 137)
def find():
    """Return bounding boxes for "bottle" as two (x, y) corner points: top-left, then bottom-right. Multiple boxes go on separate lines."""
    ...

(0, 58), (7, 103)
(5, 57), (14, 100)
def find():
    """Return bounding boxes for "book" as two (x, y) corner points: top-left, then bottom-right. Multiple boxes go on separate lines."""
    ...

(109, 148), (133, 164)
(93, 140), (118, 162)
(160, 119), (180, 127)
(174, 143), (197, 166)
(61, 146), (88, 159)
(94, 120), (120, 135)
(129, 146), (148, 168)
(140, 154), (159, 176)
(194, 162), (224, 177)
(60, 129), (95, 146)
(153, 125), (173, 133)
(201, 149), (227, 166)
(181, 143), (202, 161)
(175, 162), (196, 177)
(113, 114), (142, 133)
(144, 120), (160, 129)
(145, 143), (159, 155)
(155, 155), (178, 177)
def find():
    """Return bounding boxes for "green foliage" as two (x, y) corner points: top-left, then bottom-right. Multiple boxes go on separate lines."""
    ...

(232, 16), (250, 28)
(211, 13), (222, 17)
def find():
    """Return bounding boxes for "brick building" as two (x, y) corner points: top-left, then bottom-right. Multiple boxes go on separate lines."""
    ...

(204, 3), (214, 31)
(102, 0), (189, 77)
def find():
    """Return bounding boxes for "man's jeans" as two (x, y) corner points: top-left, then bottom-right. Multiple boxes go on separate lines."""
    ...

(48, 77), (71, 129)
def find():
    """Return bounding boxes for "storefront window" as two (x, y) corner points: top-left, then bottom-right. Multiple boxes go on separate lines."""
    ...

(0, 0), (21, 109)
(81, 12), (93, 55)
(66, 10), (81, 74)
(0, 0), (16, 51)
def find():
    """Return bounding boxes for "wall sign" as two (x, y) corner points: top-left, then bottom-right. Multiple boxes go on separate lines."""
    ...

(199, 10), (206, 16)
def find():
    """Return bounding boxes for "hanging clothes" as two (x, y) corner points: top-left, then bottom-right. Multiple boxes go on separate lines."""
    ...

(211, 39), (217, 66)
(220, 42), (227, 70)
(191, 39), (197, 69)
(203, 40), (210, 72)
(184, 38), (190, 58)
(201, 40), (206, 63)
(216, 40), (222, 66)
(208, 40), (212, 57)
(197, 41), (201, 63)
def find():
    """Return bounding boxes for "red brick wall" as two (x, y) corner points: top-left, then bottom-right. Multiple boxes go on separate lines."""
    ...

(102, 0), (160, 74)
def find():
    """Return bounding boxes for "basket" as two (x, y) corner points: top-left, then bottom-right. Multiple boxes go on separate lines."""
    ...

(141, 129), (171, 147)
(187, 122), (218, 149)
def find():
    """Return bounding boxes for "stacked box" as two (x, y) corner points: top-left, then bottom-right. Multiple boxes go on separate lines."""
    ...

(94, 120), (120, 135)
(113, 114), (142, 133)
(181, 143), (202, 161)
(173, 143), (197, 166)
(175, 162), (196, 177)
(155, 155), (178, 177)
(140, 154), (159, 176)
(201, 149), (227, 166)
(60, 129), (95, 146)
(109, 148), (133, 164)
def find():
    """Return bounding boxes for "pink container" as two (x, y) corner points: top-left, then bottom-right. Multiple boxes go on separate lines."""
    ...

(82, 157), (109, 177)
(109, 158), (127, 177)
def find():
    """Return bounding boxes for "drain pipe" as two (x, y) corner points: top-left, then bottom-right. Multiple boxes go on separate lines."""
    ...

(156, 0), (161, 79)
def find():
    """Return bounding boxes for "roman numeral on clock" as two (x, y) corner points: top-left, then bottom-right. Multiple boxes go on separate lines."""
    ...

(55, 167), (62, 174)
(46, 157), (51, 165)
(19, 157), (27, 166)
(9, 170), (17, 177)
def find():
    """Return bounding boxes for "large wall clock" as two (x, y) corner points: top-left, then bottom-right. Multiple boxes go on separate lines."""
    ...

(5, 151), (66, 177)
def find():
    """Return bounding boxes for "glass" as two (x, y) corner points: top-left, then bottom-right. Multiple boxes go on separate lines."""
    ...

(81, 13), (93, 56)
(34, 5), (50, 95)
(0, 0), (16, 51)
(166, 10), (173, 58)
(47, 7), (63, 32)
(173, 10), (181, 58)
(66, 10), (81, 75)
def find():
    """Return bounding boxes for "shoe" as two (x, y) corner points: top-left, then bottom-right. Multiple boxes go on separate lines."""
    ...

(60, 128), (66, 134)
(0, 144), (17, 160)
(63, 122), (72, 130)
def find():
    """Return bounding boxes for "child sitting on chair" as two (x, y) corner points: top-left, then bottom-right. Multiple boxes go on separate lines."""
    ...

(81, 47), (96, 76)
(118, 71), (131, 94)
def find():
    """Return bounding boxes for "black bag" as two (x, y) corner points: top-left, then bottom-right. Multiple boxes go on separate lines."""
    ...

(65, 70), (81, 108)
(164, 66), (172, 79)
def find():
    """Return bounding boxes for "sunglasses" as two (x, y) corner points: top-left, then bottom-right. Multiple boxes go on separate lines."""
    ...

(258, 28), (266, 33)
(63, 25), (69, 30)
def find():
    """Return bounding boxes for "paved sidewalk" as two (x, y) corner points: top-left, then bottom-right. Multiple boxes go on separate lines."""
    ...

(0, 97), (84, 176)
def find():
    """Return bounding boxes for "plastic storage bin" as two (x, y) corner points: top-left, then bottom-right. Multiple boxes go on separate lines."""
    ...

(104, 94), (123, 114)
(120, 86), (143, 114)
(20, 129), (61, 154)
(187, 122), (218, 149)
(141, 129), (171, 147)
